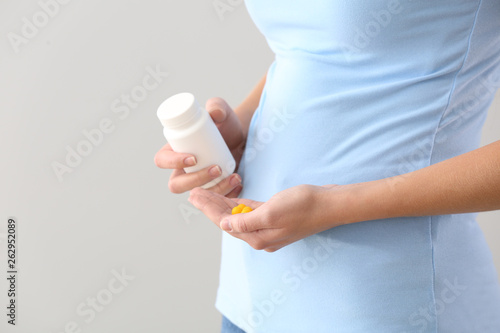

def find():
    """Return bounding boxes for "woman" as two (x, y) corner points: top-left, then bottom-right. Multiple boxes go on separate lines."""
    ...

(155, 1), (500, 332)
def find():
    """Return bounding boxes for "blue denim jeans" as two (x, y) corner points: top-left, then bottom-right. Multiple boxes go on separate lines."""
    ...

(221, 316), (246, 333)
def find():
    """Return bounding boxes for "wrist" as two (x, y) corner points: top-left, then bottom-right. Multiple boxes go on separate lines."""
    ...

(318, 179), (395, 228)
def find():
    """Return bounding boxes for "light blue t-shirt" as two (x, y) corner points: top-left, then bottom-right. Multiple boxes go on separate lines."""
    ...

(216, 1), (500, 332)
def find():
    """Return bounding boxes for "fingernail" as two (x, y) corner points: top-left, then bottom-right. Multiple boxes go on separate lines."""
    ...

(210, 108), (226, 122)
(209, 165), (222, 178)
(230, 174), (242, 187)
(221, 219), (232, 232)
(184, 156), (197, 166)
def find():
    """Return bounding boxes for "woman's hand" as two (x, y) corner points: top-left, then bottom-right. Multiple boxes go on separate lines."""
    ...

(188, 140), (500, 252)
(188, 184), (346, 252)
(154, 97), (246, 197)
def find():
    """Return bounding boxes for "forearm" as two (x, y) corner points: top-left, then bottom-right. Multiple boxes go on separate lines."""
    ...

(330, 140), (500, 225)
(189, 140), (500, 251)
(234, 74), (266, 138)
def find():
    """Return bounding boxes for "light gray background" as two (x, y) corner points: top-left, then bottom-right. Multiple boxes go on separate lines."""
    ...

(0, 1), (498, 332)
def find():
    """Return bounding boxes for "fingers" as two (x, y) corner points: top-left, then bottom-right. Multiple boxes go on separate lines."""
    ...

(155, 139), (243, 194)
(205, 97), (232, 124)
(188, 187), (285, 251)
(233, 198), (265, 209)
(220, 207), (269, 233)
(168, 165), (220, 193)
(154, 143), (197, 169)
(226, 184), (243, 198)
(229, 229), (283, 252)
(188, 187), (235, 225)
(169, 167), (242, 194)
(208, 108), (227, 124)
(205, 173), (242, 196)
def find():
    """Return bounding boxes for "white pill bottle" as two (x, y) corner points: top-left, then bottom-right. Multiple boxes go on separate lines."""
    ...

(157, 92), (236, 188)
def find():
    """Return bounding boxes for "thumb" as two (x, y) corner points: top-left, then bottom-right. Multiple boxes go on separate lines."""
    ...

(206, 97), (231, 124)
(220, 209), (267, 233)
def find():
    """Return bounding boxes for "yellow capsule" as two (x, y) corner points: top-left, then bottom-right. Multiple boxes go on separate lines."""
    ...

(232, 204), (246, 215)
(241, 206), (253, 213)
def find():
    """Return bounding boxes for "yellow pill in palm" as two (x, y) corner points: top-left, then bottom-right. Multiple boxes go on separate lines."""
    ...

(232, 204), (246, 215)
(241, 206), (253, 213)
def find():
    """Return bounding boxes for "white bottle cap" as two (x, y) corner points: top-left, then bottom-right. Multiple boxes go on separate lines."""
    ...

(157, 92), (201, 129)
